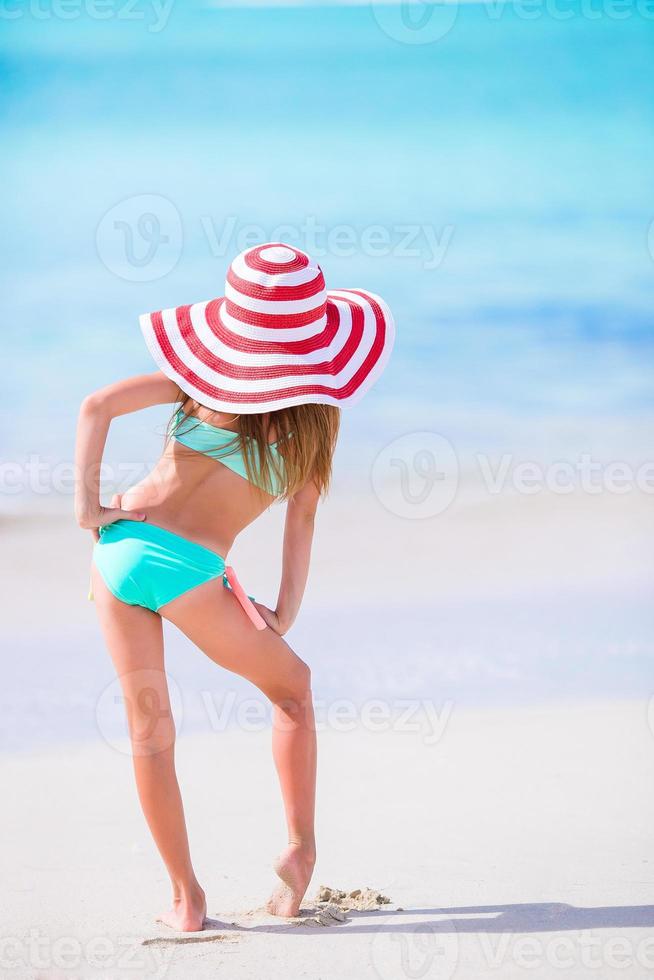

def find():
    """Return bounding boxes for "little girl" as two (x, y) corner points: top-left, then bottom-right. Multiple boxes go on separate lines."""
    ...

(74, 243), (394, 930)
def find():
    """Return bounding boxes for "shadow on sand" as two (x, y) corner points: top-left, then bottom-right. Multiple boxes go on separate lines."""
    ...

(200, 902), (654, 936)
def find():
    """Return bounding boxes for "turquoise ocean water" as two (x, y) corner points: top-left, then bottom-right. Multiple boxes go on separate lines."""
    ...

(1, 2), (653, 472)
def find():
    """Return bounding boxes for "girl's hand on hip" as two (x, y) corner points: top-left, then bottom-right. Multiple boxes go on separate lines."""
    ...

(253, 603), (288, 636)
(77, 493), (146, 538)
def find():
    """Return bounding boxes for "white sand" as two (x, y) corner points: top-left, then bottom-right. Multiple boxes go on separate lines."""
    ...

(2, 701), (653, 979)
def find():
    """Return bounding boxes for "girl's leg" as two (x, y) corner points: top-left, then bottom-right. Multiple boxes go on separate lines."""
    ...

(91, 563), (206, 931)
(159, 578), (316, 917)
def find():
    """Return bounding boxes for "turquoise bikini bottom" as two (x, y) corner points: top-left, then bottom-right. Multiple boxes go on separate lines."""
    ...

(92, 520), (266, 628)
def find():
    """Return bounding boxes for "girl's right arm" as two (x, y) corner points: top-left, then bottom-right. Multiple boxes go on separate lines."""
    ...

(74, 371), (180, 533)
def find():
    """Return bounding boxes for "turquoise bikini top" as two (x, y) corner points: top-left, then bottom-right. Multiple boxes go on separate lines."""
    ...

(168, 408), (285, 497)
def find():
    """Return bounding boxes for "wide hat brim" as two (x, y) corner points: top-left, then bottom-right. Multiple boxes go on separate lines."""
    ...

(139, 287), (394, 414)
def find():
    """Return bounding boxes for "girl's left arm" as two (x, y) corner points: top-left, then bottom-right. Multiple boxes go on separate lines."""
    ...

(74, 371), (180, 533)
(254, 478), (321, 636)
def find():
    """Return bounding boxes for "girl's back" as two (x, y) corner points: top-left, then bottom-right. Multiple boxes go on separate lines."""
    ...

(118, 402), (280, 557)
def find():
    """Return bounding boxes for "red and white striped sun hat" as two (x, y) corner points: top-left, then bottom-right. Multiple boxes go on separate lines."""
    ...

(139, 243), (395, 413)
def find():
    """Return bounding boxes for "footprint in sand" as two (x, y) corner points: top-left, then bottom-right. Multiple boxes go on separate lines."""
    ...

(142, 919), (241, 946)
(142, 933), (238, 946)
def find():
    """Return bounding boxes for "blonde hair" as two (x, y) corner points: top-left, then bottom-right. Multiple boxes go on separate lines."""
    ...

(168, 392), (340, 499)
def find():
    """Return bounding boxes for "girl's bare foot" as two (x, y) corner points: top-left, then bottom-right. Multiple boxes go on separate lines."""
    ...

(266, 842), (316, 917)
(156, 885), (207, 932)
